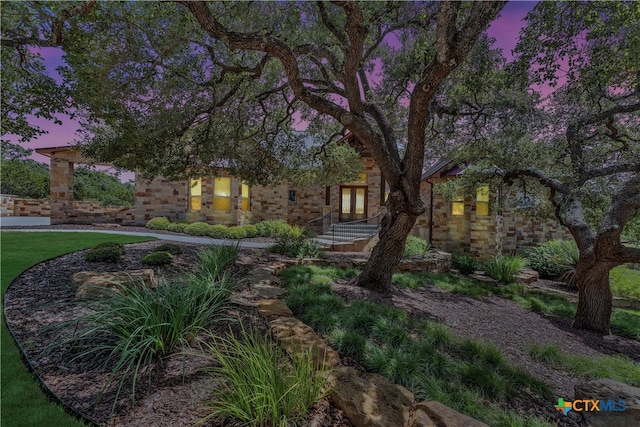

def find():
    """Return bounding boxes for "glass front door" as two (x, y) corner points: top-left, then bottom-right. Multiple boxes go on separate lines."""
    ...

(340, 186), (367, 221)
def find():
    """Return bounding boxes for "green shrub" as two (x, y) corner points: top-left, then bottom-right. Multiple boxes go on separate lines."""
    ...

(226, 226), (247, 239)
(185, 222), (213, 236)
(141, 251), (173, 266)
(47, 274), (233, 408)
(166, 222), (189, 233)
(452, 253), (479, 274)
(255, 219), (293, 237)
(146, 217), (171, 230)
(269, 235), (324, 258)
(153, 243), (182, 255)
(85, 246), (123, 263)
(483, 255), (526, 284)
(93, 242), (125, 253)
(206, 224), (232, 239)
(403, 236), (429, 259)
(240, 224), (259, 238)
(525, 240), (579, 283)
(198, 245), (238, 278)
(200, 327), (328, 426)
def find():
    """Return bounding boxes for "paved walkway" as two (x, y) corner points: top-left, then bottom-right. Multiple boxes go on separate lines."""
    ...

(0, 216), (51, 226)
(1, 218), (273, 249)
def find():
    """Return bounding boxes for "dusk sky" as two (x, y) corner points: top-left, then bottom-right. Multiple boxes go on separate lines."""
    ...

(11, 1), (538, 165)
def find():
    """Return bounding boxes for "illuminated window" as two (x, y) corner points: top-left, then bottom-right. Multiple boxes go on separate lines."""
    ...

(452, 192), (464, 215)
(241, 182), (250, 211)
(213, 177), (231, 211)
(189, 178), (202, 211)
(476, 185), (489, 216)
(347, 173), (367, 185)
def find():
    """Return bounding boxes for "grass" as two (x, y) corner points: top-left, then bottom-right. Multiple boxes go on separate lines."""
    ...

(610, 264), (640, 300)
(393, 271), (640, 341)
(199, 327), (329, 426)
(1, 231), (155, 427)
(282, 265), (553, 427)
(483, 255), (527, 284)
(46, 273), (234, 410)
(528, 343), (640, 387)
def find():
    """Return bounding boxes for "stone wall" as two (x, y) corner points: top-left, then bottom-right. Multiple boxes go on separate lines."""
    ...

(1, 194), (15, 216)
(134, 177), (188, 225)
(414, 178), (572, 258)
(287, 184), (326, 225)
(250, 182), (289, 224)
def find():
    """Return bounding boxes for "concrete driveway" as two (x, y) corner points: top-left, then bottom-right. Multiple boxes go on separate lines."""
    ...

(0, 216), (51, 226)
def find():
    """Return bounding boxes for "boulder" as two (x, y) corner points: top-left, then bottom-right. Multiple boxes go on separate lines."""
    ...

(256, 299), (293, 318)
(411, 401), (489, 427)
(73, 269), (156, 299)
(516, 269), (539, 284)
(328, 366), (414, 427)
(270, 317), (340, 370)
(574, 379), (640, 427)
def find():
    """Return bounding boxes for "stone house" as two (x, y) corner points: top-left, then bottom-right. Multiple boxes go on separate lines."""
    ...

(34, 134), (387, 229)
(411, 160), (572, 258)
(33, 143), (570, 257)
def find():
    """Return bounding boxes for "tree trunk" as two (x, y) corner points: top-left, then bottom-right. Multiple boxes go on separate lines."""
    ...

(572, 258), (617, 334)
(354, 204), (418, 293)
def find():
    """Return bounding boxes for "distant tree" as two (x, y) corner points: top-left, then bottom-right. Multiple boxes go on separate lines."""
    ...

(7, 1), (505, 292)
(0, 158), (50, 199)
(1, 141), (33, 160)
(73, 167), (134, 206)
(444, 2), (639, 334)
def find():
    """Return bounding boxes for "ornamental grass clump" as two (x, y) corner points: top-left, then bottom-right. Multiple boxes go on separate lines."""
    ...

(200, 327), (329, 427)
(44, 273), (234, 410)
(483, 255), (526, 284)
(198, 244), (238, 278)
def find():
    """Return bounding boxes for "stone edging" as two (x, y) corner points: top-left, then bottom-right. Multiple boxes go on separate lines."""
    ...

(246, 258), (489, 427)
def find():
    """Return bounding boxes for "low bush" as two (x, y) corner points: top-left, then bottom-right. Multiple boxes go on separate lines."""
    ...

(166, 222), (189, 233)
(240, 224), (259, 238)
(153, 243), (182, 255)
(403, 236), (429, 259)
(525, 240), (579, 283)
(269, 235), (324, 258)
(206, 224), (232, 239)
(145, 216), (171, 230)
(200, 327), (328, 426)
(226, 226), (247, 239)
(141, 251), (173, 266)
(185, 222), (212, 236)
(255, 219), (294, 237)
(85, 246), (123, 263)
(93, 242), (125, 253)
(483, 255), (526, 284)
(452, 253), (479, 274)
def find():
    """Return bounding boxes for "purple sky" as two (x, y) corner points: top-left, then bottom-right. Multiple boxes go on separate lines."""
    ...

(12, 1), (537, 166)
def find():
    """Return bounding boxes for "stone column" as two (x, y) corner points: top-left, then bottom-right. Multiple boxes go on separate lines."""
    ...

(50, 158), (74, 224)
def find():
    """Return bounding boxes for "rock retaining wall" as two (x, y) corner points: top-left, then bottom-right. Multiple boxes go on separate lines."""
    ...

(244, 258), (488, 427)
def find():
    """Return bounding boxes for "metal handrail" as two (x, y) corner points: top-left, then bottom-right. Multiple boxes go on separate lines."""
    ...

(330, 213), (381, 246)
(307, 211), (332, 235)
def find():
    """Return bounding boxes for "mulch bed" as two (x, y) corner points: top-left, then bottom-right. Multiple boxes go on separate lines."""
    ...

(5, 240), (639, 426)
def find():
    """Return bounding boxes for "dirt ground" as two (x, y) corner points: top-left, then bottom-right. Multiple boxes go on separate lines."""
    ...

(4, 240), (639, 426)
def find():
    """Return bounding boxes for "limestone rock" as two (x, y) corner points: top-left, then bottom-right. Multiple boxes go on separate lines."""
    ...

(413, 401), (489, 427)
(328, 366), (414, 427)
(256, 299), (293, 318)
(270, 317), (340, 370)
(516, 269), (539, 284)
(574, 379), (640, 427)
(73, 269), (156, 299)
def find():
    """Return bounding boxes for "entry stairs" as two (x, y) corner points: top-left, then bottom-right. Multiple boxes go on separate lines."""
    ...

(309, 214), (380, 251)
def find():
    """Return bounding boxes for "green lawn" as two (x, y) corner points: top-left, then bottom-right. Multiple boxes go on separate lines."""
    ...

(610, 264), (640, 300)
(1, 232), (155, 427)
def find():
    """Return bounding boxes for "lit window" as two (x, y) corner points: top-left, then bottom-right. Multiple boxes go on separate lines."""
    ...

(452, 192), (464, 215)
(189, 178), (202, 211)
(476, 185), (489, 216)
(347, 173), (367, 185)
(213, 177), (231, 211)
(241, 182), (250, 211)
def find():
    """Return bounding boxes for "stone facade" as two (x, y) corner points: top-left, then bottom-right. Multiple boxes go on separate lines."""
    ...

(414, 164), (573, 258)
(1, 194), (15, 216)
